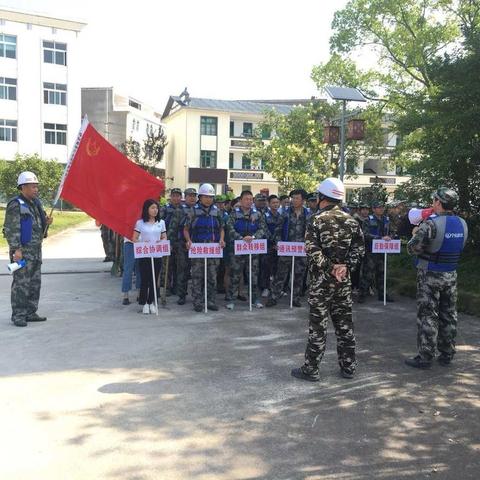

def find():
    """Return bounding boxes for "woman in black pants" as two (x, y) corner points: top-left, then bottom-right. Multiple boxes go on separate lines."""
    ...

(132, 199), (166, 314)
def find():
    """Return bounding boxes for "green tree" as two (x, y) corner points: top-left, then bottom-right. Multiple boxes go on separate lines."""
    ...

(0, 154), (64, 206)
(121, 137), (141, 163)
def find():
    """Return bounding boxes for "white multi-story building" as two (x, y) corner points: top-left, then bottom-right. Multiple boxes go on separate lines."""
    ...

(0, 7), (86, 163)
(81, 87), (165, 176)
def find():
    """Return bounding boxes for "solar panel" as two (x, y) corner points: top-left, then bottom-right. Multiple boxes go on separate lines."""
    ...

(324, 86), (367, 102)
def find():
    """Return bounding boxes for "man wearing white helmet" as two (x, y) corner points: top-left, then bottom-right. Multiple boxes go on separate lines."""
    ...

(291, 177), (364, 381)
(184, 184), (225, 312)
(3, 171), (52, 327)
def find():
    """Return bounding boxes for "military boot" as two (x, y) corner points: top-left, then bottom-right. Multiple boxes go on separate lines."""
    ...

(26, 313), (47, 322)
(405, 355), (432, 369)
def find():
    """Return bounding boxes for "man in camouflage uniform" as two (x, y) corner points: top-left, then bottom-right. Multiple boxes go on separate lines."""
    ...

(3, 171), (52, 327)
(184, 184), (225, 312)
(159, 188), (184, 296)
(225, 190), (267, 310)
(405, 187), (468, 369)
(291, 178), (364, 381)
(267, 189), (310, 308)
(171, 187), (197, 304)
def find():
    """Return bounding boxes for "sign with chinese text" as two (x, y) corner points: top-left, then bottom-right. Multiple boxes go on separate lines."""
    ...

(372, 239), (401, 254)
(277, 241), (307, 257)
(134, 240), (171, 258)
(234, 239), (268, 255)
(188, 243), (223, 258)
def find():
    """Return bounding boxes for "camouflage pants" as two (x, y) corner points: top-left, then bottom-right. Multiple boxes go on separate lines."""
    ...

(270, 256), (307, 302)
(359, 253), (385, 296)
(175, 242), (191, 299)
(11, 255), (42, 323)
(191, 258), (219, 308)
(227, 254), (259, 303)
(416, 269), (458, 361)
(258, 249), (278, 291)
(303, 277), (356, 375)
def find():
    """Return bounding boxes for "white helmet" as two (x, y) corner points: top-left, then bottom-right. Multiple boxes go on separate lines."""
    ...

(316, 177), (345, 201)
(198, 183), (215, 196)
(17, 171), (39, 186)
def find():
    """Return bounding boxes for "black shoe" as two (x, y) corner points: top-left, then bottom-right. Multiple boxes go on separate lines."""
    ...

(438, 354), (452, 366)
(26, 313), (47, 322)
(340, 369), (355, 379)
(122, 298), (130, 305)
(291, 367), (319, 382)
(378, 294), (395, 302)
(265, 298), (277, 307)
(207, 304), (219, 311)
(177, 297), (186, 305)
(13, 319), (27, 327)
(292, 300), (301, 308)
(237, 295), (247, 302)
(193, 305), (203, 312)
(405, 355), (432, 369)
(357, 295), (366, 304)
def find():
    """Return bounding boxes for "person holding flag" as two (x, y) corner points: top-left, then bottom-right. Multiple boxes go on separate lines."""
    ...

(184, 184), (225, 312)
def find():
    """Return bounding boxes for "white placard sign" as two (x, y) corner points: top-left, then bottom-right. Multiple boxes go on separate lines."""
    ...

(234, 239), (268, 255)
(372, 239), (401, 254)
(134, 240), (171, 258)
(188, 243), (223, 258)
(277, 241), (307, 257)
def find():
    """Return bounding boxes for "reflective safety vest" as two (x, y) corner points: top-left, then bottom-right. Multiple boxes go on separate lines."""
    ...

(281, 207), (309, 241)
(190, 204), (221, 243)
(367, 214), (390, 238)
(233, 207), (261, 236)
(264, 208), (281, 237)
(416, 214), (468, 272)
(8, 196), (46, 246)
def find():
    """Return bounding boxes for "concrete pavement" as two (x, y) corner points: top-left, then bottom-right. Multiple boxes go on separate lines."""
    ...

(0, 223), (479, 480)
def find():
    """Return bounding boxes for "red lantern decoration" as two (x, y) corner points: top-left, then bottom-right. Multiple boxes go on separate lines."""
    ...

(347, 119), (365, 140)
(323, 126), (340, 144)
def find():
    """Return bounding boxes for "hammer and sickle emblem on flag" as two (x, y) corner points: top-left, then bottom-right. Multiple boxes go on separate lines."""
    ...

(86, 138), (101, 157)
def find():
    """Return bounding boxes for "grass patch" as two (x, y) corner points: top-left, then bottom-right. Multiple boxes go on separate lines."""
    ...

(388, 245), (480, 316)
(1, 209), (90, 249)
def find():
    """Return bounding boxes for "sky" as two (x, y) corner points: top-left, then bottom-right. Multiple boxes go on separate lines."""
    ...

(2, 0), (349, 112)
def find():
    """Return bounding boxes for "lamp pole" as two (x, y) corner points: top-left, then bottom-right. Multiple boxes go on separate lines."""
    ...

(340, 100), (346, 181)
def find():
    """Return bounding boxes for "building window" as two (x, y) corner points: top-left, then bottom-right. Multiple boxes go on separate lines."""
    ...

(243, 122), (253, 137)
(229, 153), (234, 169)
(43, 82), (66, 105)
(0, 34), (16, 59)
(200, 116), (217, 136)
(129, 99), (141, 110)
(0, 119), (17, 142)
(43, 40), (67, 65)
(230, 121), (234, 137)
(44, 123), (67, 145)
(0, 77), (17, 100)
(200, 150), (217, 168)
(242, 154), (251, 170)
(261, 127), (271, 140)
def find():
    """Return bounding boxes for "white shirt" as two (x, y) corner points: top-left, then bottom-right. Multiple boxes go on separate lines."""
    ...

(134, 219), (166, 243)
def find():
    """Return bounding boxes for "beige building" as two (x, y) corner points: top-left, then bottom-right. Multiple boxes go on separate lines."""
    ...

(162, 90), (410, 198)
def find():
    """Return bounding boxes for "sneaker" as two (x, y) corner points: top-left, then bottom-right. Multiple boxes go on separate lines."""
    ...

(340, 369), (355, 379)
(142, 304), (150, 315)
(265, 298), (277, 307)
(405, 355), (432, 369)
(253, 301), (264, 309)
(177, 297), (186, 305)
(122, 298), (130, 306)
(291, 367), (319, 382)
(261, 289), (270, 298)
(438, 354), (452, 366)
(225, 303), (235, 310)
(149, 304), (157, 314)
(194, 305), (203, 312)
(207, 304), (219, 311)
(26, 313), (47, 322)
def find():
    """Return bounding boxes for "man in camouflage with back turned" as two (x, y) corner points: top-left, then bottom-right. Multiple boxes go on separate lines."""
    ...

(291, 178), (364, 381)
(3, 171), (52, 327)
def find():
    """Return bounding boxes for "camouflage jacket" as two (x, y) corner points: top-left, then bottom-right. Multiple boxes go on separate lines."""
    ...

(226, 206), (267, 242)
(274, 206), (310, 243)
(305, 205), (365, 274)
(159, 203), (184, 243)
(3, 194), (46, 254)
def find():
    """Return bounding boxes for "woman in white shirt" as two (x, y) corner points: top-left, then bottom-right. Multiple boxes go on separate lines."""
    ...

(132, 199), (166, 314)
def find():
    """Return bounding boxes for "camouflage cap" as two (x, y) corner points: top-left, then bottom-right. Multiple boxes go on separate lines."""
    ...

(184, 187), (197, 195)
(215, 195), (226, 202)
(372, 200), (385, 208)
(307, 192), (318, 201)
(170, 187), (182, 195)
(254, 193), (267, 200)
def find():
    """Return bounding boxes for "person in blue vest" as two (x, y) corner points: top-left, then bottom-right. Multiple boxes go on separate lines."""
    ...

(266, 189), (310, 308)
(184, 184), (225, 312)
(225, 190), (267, 310)
(3, 171), (52, 327)
(159, 187), (183, 297)
(405, 187), (468, 369)
(358, 200), (394, 303)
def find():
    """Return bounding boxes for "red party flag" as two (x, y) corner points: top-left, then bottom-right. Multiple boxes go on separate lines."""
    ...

(56, 118), (164, 239)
